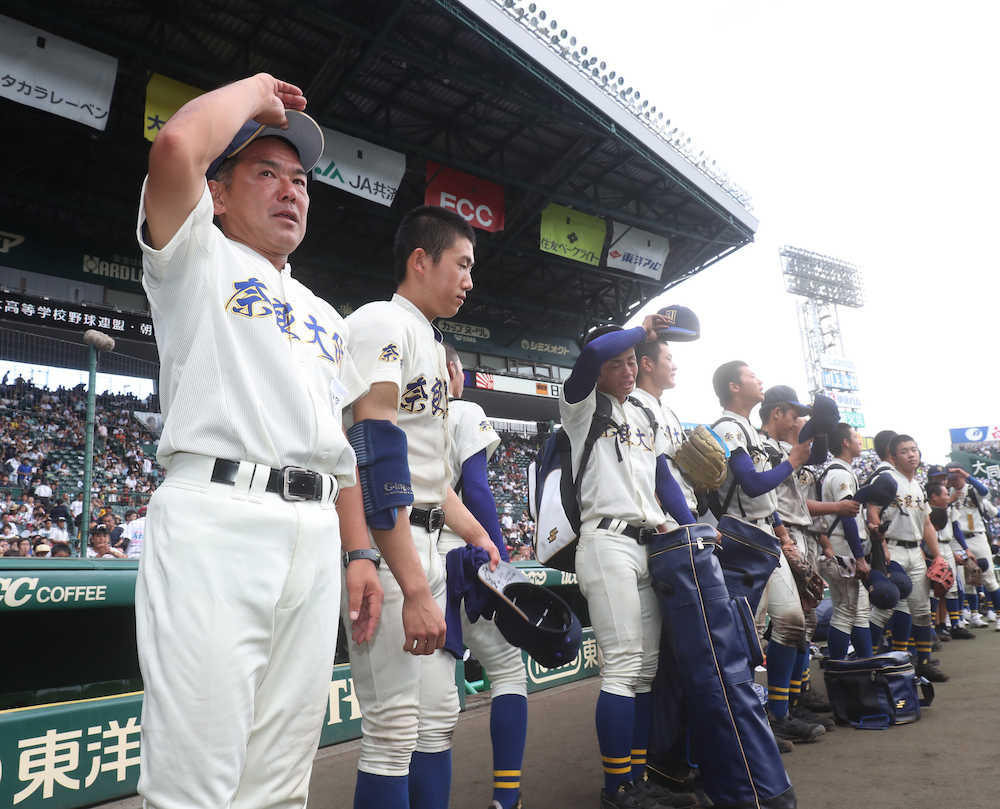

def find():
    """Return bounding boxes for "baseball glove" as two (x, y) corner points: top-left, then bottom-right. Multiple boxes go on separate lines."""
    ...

(783, 544), (825, 609)
(674, 425), (728, 490)
(964, 555), (983, 587)
(926, 554), (954, 598)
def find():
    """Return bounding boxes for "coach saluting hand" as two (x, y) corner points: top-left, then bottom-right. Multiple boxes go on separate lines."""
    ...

(135, 73), (380, 809)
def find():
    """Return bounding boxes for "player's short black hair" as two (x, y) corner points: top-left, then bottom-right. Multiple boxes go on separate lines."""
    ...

(393, 205), (476, 284)
(635, 339), (666, 376)
(712, 361), (747, 407)
(889, 433), (916, 457)
(828, 422), (854, 456)
(926, 481), (947, 499)
(873, 429), (897, 460)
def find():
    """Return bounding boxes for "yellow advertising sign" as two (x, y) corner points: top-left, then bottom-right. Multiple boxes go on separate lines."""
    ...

(539, 203), (607, 267)
(143, 73), (202, 142)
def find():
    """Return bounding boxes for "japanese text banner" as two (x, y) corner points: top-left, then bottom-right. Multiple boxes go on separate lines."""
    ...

(0, 15), (118, 131)
(312, 127), (405, 206)
(539, 203), (606, 267)
(144, 73), (202, 142)
(606, 221), (669, 280)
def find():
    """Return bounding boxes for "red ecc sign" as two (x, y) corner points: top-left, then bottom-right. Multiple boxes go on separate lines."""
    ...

(425, 161), (505, 232)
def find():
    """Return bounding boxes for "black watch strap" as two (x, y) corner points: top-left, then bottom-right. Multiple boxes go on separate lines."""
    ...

(343, 548), (381, 569)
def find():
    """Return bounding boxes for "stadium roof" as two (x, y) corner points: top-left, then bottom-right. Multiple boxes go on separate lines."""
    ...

(0, 0), (757, 351)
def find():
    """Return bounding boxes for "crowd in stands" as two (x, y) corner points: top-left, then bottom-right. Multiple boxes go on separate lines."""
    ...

(0, 376), (158, 559)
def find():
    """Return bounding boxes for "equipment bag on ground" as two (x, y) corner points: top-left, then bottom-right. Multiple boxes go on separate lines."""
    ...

(821, 651), (934, 730)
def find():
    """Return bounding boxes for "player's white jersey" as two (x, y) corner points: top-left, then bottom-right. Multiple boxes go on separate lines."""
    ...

(821, 460), (869, 556)
(559, 388), (668, 527)
(445, 400), (500, 488)
(882, 468), (930, 541)
(136, 179), (365, 486)
(347, 294), (451, 505)
(764, 436), (812, 527)
(950, 483), (998, 535)
(631, 389), (697, 519)
(715, 410), (777, 520)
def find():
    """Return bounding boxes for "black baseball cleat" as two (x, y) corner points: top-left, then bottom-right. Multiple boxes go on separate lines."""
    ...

(937, 626), (952, 641)
(798, 688), (831, 713)
(790, 704), (835, 731)
(600, 783), (643, 809)
(768, 711), (825, 743)
(776, 735), (794, 754)
(629, 778), (700, 808)
(950, 625), (976, 639)
(917, 661), (950, 682)
(488, 796), (522, 809)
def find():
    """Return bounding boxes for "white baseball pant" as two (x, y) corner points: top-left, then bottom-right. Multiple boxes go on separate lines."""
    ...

(755, 541), (806, 648)
(344, 516), (460, 776)
(438, 530), (527, 698)
(938, 541), (960, 599)
(870, 542), (932, 628)
(576, 523), (660, 698)
(135, 454), (342, 809)
(817, 558), (870, 635)
(965, 532), (999, 593)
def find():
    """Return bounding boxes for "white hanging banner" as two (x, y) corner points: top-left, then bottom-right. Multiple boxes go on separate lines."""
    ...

(0, 15), (118, 131)
(606, 221), (669, 280)
(312, 127), (406, 207)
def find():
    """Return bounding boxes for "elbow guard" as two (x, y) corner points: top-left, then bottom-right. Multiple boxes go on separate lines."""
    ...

(347, 419), (413, 530)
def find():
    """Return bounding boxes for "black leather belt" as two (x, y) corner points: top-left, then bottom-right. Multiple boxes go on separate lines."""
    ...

(410, 506), (445, 532)
(211, 459), (328, 502)
(888, 539), (919, 548)
(597, 518), (657, 544)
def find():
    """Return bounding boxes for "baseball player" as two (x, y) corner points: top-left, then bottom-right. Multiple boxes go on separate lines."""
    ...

(134, 74), (380, 808)
(926, 481), (975, 639)
(947, 464), (1000, 629)
(709, 364), (823, 745)
(814, 422), (874, 659)
(562, 318), (698, 809)
(343, 205), (501, 809)
(868, 435), (948, 681)
(439, 343), (528, 809)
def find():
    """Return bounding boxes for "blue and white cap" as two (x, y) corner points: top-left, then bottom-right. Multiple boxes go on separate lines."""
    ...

(207, 109), (324, 179)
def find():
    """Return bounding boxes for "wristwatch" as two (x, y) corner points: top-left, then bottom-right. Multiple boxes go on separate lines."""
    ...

(343, 548), (381, 569)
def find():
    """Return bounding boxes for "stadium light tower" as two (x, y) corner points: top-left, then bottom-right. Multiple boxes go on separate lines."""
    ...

(779, 246), (867, 430)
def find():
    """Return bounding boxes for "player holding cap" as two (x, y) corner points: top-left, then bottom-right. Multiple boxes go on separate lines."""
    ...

(343, 206), (501, 809)
(561, 316), (698, 809)
(868, 435), (948, 681)
(134, 74), (379, 808)
(947, 463), (1000, 629)
(439, 343), (528, 809)
(926, 480), (975, 639)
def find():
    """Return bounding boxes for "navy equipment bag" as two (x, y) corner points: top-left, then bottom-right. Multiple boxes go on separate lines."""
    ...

(822, 651), (934, 730)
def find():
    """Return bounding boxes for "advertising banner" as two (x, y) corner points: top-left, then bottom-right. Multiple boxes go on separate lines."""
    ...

(0, 15), (118, 131)
(539, 203), (606, 267)
(438, 318), (578, 365)
(472, 372), (561, 400)
(143, 73), (201, 142)
(312, 128), (405, 206)
(606, 221), (668, 279)
(0, 290), (154, 342)
(425, 161), (504, 232)
(949, 426), (1000, 445)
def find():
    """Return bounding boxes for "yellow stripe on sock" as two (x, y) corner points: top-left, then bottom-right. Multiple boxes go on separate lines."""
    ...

(632, 758), (647, 765)
(494, 770), (521, 777)
(603, 765), (632, 774)
(769, 694), (789, 701)
(602, 755), (631, 764)
(494, 781), (521, 789)
(630, 749), (647, 755)
(769, 686), (791, 693)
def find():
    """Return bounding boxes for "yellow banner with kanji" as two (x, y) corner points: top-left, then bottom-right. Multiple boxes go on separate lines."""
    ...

(539, 203), (606, 266)
(143, 73), (202, 142)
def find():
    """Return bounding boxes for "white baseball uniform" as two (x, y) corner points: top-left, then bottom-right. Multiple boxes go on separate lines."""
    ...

(935, 507), (961, 600)
(560, 387), (667, 698)
(344, 293), (459, 777)
(870, 469), (932, 627)
(135, 179), (365, 809)
(817, 460), (872, 634)
(716, 413), (803, 647)
(632, 388), (697, 529)
(437, 399), (527, 698)
(950, 483), (999, 593)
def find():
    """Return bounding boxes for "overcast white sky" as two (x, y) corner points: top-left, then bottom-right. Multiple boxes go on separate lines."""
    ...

(541, 0), (1000, 462)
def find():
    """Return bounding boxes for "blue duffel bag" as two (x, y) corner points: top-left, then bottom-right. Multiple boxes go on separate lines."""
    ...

(821, 651), (934, 730)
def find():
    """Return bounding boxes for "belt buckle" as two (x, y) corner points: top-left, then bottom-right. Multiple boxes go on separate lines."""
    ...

(281, 466), (313, 501)
(427, 507), (445, 532)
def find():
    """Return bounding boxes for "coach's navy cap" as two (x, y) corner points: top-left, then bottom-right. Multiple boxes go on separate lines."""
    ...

(798, 394), (839, 443)
(656, 305), (700, 341)
(761, 385), (812, 419)
(853, 473), (897, 507)
(207, 109), (325, 180)
(867, 569), (900, 611)
(886, 560), (912, 599)
(479, 561), (582, 669)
